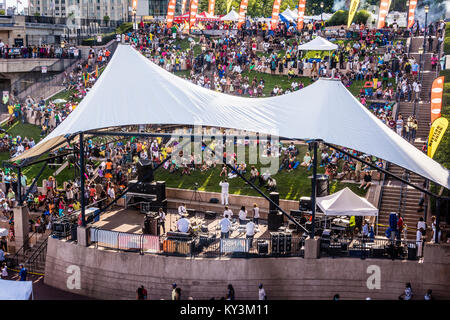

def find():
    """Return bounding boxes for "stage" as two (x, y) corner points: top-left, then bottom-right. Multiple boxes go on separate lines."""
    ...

(91, 207), (271, 239)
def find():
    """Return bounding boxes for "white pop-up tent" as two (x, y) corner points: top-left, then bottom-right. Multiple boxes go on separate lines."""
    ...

(220, 9), (239, 21)
(0, 279), (33, 300)
(298, 36), (338, 51)
(11, 44), (450, 190)
(316, 187), (378, 216)
(0, 228), (8, 237)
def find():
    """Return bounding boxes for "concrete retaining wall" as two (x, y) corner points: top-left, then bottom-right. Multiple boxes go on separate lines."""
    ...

(44, 238), (450, 300)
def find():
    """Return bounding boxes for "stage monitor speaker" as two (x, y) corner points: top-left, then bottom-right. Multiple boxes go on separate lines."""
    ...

(316, 174), (329, 197)
(137, 159), (154, 183)
(156, 181), (166, 201)
(299, 197), (312, 211)
(268, 210), (283, 231)
(269, 192), (280, 211)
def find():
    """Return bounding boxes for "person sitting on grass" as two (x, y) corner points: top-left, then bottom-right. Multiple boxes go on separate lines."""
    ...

(301, 152), (312, 169)
(359, 171), (372, 190)
(266, 177), (277, 192)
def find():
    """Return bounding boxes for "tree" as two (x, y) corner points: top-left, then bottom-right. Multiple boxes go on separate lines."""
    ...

(0, 9), (5, 16)
(103, 15), (110, 26)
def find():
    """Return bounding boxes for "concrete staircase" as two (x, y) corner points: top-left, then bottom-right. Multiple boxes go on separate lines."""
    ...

(15, 230), (50, 275)
(376, 35), (440, 240)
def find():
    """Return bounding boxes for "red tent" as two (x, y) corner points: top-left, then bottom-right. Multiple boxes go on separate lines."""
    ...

(173, 11), (219, 23)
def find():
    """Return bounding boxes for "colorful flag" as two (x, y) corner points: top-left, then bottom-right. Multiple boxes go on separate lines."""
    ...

(270, 0), (282, 30)
(166, 0), (177, 28)
(226, 0), (233, 13)
(189, 0), (199, 29)
(297, 0), (306, 31)
(347, 0), (360, 28)
(430, 76), (445, 124)
(407, 0), (418, 28)
(377, 0), (390, 29)
(237, 0), (249, 29)
(427, 118), (448, 158)
(208, 0), (216, 16)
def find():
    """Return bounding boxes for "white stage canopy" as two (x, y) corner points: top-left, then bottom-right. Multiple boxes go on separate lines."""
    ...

(0, 280), (33, 300)
(13, 44), (450, 189)
(298, 36), (338, 51)
(317, 187), (378, 216)
(220, 9), (239, 21)
(0, 228), (8, 237)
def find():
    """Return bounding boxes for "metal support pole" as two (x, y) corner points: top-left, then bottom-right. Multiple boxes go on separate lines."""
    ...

(22, 161), (48, 203)
(311, 141), (318, 238)
(79, 132), (86, 227)
(435, 198), (440, 244)
(17, 166), (22, 206)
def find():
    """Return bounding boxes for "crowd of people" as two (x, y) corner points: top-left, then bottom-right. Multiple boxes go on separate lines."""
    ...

(0, 40), (81, 59)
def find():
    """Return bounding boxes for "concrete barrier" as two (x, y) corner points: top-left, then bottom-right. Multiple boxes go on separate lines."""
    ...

(44, 237), (450, 300)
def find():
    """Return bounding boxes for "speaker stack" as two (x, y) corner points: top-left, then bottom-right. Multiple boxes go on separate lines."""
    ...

(268, 192), (284, 231)
(270, 232), (292, 255)
(131, 180), (167, 213)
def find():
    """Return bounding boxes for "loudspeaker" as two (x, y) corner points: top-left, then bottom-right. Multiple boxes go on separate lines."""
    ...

(299, 197), (312, 211)
(258, 240), (269, 254)
(316, 175), (329, 197)
(290, 210), (302, 218)
(269, 192), (279, 211)
(137, 159), (154, 182)
(204, 211), (216, 219)
(268, 210), (283, 231)
(156, 181), (166, 201)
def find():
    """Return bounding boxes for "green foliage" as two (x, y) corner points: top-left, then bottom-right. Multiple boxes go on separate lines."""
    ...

(116, 22), (133, 34)
(326, 9), (369, 27)
(0, 9), (5, 15)
(103, 15), (110, 23)
(433, 70), (450, 170)
(326, 10), (348, 26)
(444, 23), (450, 56)
(354, 10), (370, 25)
(81, 32), (116, 46)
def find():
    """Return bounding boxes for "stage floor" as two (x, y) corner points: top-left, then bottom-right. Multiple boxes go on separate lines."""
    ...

(91, 207), (271, 239)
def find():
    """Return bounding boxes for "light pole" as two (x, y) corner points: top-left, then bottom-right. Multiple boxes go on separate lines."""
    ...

(422, 5), (429, 55)
(320, 2), (324, 22)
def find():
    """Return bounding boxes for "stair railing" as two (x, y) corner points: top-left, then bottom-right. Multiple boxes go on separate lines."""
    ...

(25, 236), (48, 274)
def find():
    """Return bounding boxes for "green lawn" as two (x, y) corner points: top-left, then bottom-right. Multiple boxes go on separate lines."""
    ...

(154, 144), (367, 201)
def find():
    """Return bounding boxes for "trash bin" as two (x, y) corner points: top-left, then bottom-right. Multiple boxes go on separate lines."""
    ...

(71, 224), (78, 241)
(407, 243), (417, 260)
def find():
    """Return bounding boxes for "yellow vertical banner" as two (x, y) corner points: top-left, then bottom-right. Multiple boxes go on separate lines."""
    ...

(226, 0), (233, 13)
(347, 0), (360, 28)
(427, 118), (448, 158)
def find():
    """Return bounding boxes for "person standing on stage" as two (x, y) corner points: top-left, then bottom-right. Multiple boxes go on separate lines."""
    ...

(219, 179), (229, 205)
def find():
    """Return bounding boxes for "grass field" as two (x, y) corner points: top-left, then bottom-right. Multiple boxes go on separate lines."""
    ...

(154, 144), (368, 201)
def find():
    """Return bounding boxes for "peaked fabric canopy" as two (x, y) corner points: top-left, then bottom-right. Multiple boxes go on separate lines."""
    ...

(298, 36), (338, 51)
(13, 44), (450, 189)
(220, 9), (239, 21)
(317, 187), (378, 216)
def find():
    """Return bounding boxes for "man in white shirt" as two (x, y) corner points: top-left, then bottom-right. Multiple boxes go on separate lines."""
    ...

(178, 203), (187, 216)
(158, 208), (166, 234)
(258, 284), (266, 300)
(176, 217), (190, 233)
(223, 206), (233, 219)
(219, 180), (229, 205)
(246, 220), (256, 248)
(219, 216), (232, 239)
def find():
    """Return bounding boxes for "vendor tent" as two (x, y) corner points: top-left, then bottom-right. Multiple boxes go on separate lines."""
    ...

(0, 228), (8, 237)
(12, 44), (450, 190)
(316, 187), (378, 216)
(220, 9), (239, 21)
(298, 36), (338, 51)
(174, 12), (190, 23)
(0, 280), (33, 300)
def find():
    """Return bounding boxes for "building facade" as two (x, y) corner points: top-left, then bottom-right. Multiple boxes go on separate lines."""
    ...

(136, 0), (182, 18)
(29, 0), (129, 22)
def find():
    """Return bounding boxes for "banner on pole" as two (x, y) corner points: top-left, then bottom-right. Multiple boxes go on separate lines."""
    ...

(347, 0), (360, 28)
(377, 0), (390, 29)
(270, 0), (282, 30)
(189, 0), (199, 29)
(237, 0), (248, 29)
(166, 0), (176, 28)
(407, 0), (417, 28)
(208, 0), (216, 16)
(297, 0), (306, 31)
(427, 118), (448, 159)
(430, 76), (445, 124)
